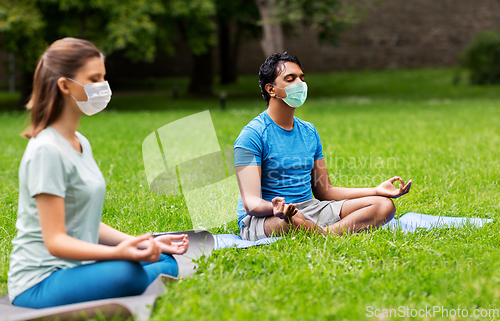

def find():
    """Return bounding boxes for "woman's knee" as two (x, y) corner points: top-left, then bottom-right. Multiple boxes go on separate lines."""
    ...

(108, 261), (149, 295)
(158, 254), (179, 277)
(142, 254), (179, 282)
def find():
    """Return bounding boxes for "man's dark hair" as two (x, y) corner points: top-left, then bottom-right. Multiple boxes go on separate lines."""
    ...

(259, 52), (302, 105)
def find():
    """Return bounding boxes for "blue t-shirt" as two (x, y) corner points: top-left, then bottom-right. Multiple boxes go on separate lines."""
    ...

(234, 110), (324, 227)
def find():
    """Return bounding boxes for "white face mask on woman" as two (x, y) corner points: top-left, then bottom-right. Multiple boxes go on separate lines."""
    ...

(67, 78), (112, 116)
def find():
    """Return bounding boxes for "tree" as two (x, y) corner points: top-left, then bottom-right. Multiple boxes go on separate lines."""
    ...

(0, 0), (46, 105)
(1, 0), (372, 101)
(258, 0), (371, 57)
(214, 0), (371, 84)
(0, 0), (216, 104)
(255, 0), (284, 57)
(215, 0), (260, 84)
(174, 0), (216, 96)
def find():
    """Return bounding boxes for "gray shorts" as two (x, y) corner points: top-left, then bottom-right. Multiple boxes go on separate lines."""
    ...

(240, 198), (346, 241)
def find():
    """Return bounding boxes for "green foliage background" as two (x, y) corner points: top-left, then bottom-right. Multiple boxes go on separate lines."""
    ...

(0, 0), (216, 71)
(460, 29), (500, 85)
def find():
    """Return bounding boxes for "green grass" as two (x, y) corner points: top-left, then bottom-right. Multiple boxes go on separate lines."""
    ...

(1, 67), (500, 320)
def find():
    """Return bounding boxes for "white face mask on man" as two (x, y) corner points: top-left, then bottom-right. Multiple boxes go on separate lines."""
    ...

(67, 78), (112, 116)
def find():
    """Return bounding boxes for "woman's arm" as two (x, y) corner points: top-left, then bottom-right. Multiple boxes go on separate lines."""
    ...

(311, 159), (412, 201)
(99, 223), (133, 246)
(37, 193), (161, 262)
(99, 212), (190, 255)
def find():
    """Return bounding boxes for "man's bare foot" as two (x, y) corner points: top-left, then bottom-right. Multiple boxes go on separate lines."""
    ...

(271, 197), (325, 236)
(289, 212), (326, 236)
(272, 197), (297, 220)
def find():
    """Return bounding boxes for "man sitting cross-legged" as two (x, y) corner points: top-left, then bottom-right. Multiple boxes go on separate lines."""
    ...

(234, 52), (412, 241)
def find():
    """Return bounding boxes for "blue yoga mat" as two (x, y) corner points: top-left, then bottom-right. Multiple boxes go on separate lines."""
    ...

(385, 212), (493, 232)
(213, 234), (280, 250)
(213, 213), (493, 249)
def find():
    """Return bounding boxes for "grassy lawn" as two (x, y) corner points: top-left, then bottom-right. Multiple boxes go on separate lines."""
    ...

(1, 68), (499, 320)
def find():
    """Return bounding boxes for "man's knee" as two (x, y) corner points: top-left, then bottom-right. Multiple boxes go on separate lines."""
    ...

(374, 197), (396, 223)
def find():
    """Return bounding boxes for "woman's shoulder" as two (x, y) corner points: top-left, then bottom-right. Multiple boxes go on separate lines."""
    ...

(23, 127), (88, 162)
(18, 129), (67, 175)
(25, 127), (64, 156)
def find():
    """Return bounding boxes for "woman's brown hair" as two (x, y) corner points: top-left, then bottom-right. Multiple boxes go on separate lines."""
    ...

(23, 37), (103, 138)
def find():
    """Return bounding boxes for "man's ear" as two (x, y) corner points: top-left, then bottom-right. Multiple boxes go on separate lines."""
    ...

(265, 83), (276, 98)
(57, 77), (71, 95)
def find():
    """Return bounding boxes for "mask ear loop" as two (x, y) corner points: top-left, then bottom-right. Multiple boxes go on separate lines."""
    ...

(65, 78), (86, 103)
(66, 77), (84, 87)
(270, 84), (287, 99)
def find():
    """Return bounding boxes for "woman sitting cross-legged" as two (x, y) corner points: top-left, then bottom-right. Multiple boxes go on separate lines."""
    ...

(8, 37), (189, 309)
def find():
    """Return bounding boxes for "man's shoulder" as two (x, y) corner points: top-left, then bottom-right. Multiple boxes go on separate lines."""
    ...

(241, 111), (272, 135)
(294, 116), (317, 133)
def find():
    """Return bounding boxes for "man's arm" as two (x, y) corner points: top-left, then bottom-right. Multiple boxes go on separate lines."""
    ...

(311, 159), (411, 201)
(236, 164), (307, 235)
(235, 163), (297, 218)
(235, 164), (274, 217)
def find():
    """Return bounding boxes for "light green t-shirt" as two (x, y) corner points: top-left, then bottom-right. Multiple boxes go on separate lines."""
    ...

(8, 126), (106, 302)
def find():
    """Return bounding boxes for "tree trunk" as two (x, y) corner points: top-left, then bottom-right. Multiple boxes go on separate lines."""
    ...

(255, 0), (284, 57)
(8, 53), (15, 93)
(188, 48), (214, 97)
(218, 20), (241, 84)
(19, 69), (34, 109)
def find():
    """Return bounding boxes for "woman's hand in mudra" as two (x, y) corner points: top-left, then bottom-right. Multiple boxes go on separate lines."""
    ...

(115, 233), (161, 263)
(154, 234), (189, 255)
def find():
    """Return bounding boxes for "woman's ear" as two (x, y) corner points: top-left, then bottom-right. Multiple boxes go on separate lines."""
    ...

(265, 83), (275, 98)
(57, 77), (71, 95)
